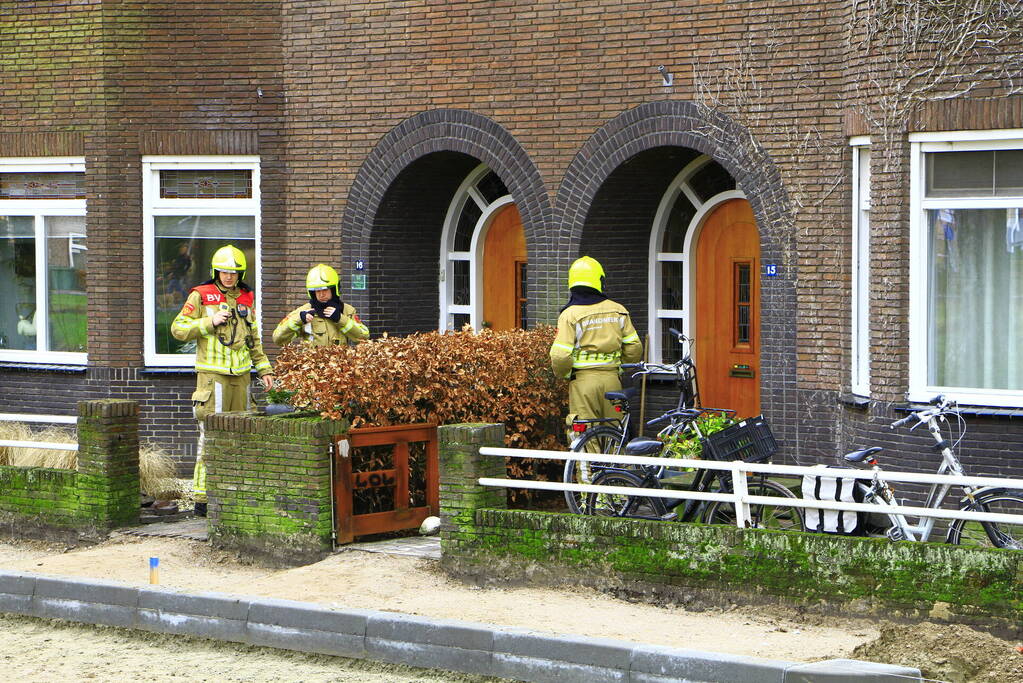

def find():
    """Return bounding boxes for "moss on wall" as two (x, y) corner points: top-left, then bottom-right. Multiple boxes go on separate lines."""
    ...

(438, 423), (1023, 638)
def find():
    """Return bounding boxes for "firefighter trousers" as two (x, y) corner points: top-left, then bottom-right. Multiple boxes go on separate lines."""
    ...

(191, 372), (250, 503)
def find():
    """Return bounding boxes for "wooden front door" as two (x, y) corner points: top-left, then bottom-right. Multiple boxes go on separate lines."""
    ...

(695, 198), (761, 418)
(482, 203), (527, 330)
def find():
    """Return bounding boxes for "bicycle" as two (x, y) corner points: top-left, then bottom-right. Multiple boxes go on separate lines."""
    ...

(562, 329), (700, 514)
(833, 395), (1023, 549)
(583, 413), (804, 532)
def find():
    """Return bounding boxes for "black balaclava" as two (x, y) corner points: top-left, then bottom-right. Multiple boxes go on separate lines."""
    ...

(308, 288), (343, 322)
(560, 285), (607, 313)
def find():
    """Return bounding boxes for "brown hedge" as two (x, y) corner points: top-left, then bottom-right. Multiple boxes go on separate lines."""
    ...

(273, 326), (568, 454)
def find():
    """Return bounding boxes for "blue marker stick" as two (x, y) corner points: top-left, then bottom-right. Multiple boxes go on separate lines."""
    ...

(149, 557), (159, 585)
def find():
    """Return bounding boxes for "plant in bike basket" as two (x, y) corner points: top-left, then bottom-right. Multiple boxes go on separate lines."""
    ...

(663, 412), (736, 458)
(698, 415), (778, 463)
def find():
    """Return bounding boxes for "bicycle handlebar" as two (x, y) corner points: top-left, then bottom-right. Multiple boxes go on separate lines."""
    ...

(890, 414), (915, 429)
(890, 395), (956, 430)
(647, 408), (703, 427)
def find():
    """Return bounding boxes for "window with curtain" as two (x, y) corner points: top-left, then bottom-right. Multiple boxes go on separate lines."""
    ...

(0, 161), (87, 363)
(912, 140), (1023, 405)
(142, 157), (260, 366)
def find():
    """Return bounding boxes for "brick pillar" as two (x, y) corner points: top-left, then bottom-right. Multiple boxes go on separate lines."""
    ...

(438, 423), (506, 557)
(204, 412), (348, 567)
(76, 399), (140, 530)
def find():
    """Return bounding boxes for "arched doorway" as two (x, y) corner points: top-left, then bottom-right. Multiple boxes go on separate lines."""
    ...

(440, 164), (526, 331)
(694, 198), (761, 418)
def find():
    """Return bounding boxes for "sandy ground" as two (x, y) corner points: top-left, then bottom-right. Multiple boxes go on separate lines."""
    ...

(0, 613), (500, 682)
(1, 535), (1021, 681)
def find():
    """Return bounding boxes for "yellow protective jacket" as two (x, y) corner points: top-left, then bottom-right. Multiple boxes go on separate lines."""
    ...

(170, 283), (273, 377)
(272, 302), (369, 347)
(549, 298), (643, 378)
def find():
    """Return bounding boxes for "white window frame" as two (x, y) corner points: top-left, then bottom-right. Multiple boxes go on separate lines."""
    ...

(0, 157), (87, 365)
(850, 137), (871, 396)
(142, 155), (261, 367)
(908, 131), (1023, 407)
(438, 163), (513, 331)
(647, 155), (746, 365)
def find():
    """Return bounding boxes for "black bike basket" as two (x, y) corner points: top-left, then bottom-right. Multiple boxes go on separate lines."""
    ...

(700, 415), (778, 463)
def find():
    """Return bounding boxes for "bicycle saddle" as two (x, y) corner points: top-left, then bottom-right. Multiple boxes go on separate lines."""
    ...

(842, 446), (882, 466)
(605, 387), (638, 402)
(624, 437), (664, 456)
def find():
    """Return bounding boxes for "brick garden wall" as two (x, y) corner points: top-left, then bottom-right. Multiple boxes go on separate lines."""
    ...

(0, 399), (140, 542)
(204, 411), (347, 567)
(439, 423), (1023, 636)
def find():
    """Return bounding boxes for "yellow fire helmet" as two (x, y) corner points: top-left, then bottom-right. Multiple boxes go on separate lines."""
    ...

(567, 255), (605, 292)
(210, 244), (247, 281)
(306, 264), (340, 297)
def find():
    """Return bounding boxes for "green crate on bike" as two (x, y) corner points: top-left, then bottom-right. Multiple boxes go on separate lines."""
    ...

(699, 415), (777, 463)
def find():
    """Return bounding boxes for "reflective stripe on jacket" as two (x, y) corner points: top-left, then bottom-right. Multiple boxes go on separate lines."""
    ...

(170, 284), (272, 376)
(272, 302), (369, 347)
(549, 298), (643, 378)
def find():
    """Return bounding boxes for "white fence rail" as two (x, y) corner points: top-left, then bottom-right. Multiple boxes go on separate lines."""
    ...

(0, 439), (78, 452)
(0, 412), (77, 425)
(477, 446), (1023, 529)
(0, 413), (79, 454)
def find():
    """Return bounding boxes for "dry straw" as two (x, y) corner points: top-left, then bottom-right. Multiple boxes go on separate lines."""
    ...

(0, 422), (187, 498)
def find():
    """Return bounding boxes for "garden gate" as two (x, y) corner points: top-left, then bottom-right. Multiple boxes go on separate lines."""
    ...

(332, 423), (439, 544)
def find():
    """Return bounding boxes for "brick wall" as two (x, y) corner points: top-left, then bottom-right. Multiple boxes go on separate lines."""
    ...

(3, 0), (1023, 479)
(204, 411), (347, 567)
(0, 399), (140, 542)
(439, 423), (1023, 634)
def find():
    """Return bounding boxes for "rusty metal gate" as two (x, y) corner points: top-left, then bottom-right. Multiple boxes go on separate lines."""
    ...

(332, 423), (439, 544)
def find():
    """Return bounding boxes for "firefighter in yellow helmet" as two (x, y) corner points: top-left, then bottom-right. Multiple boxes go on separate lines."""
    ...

(170, 245), (274, 516)
(550, 256), (643, 438)
(273, 264), (369, 347)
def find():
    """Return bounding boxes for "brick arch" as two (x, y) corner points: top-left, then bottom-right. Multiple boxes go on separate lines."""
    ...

(555, 100), (795, 436)
(340, 110), (553, 330)
(556, 100), (790, 258)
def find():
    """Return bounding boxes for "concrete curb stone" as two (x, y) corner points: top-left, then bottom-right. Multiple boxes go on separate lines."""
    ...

(0, 570), (923, 683)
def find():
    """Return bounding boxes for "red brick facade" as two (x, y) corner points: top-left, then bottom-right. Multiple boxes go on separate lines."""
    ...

(2, 1), (1022, 477)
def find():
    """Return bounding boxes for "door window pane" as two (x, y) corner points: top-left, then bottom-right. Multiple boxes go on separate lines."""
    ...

(735, 263), (751, 345)
(154, 215), (255, 355)
(927, 208), (1023, 390)
(0, 216), (37, 351)
(689, 160), (736, 203)
(662, 192), (694, 252)
(475, 171), (509, 205)
(661, 261), (684, 309)
(660, 318), (685, 363)
(46, 216), (87, 353)
(452, 259), (470, 306)
(454, 199), (481, 252)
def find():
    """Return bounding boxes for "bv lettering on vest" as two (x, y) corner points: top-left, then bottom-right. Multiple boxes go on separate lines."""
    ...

(191, 283), (255, 308)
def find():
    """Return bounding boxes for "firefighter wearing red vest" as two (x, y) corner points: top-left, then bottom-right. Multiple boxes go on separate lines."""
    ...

(171, 245), (273, 516)
(550, 256), (643, 437)
(272, 264), (369, 347)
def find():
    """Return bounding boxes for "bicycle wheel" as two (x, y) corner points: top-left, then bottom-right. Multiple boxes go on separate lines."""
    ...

(702, 479), (804, 531)
(947, 488), (1023, 549)
(584, 469), (668, 519)
(564, 426), (624, 514)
